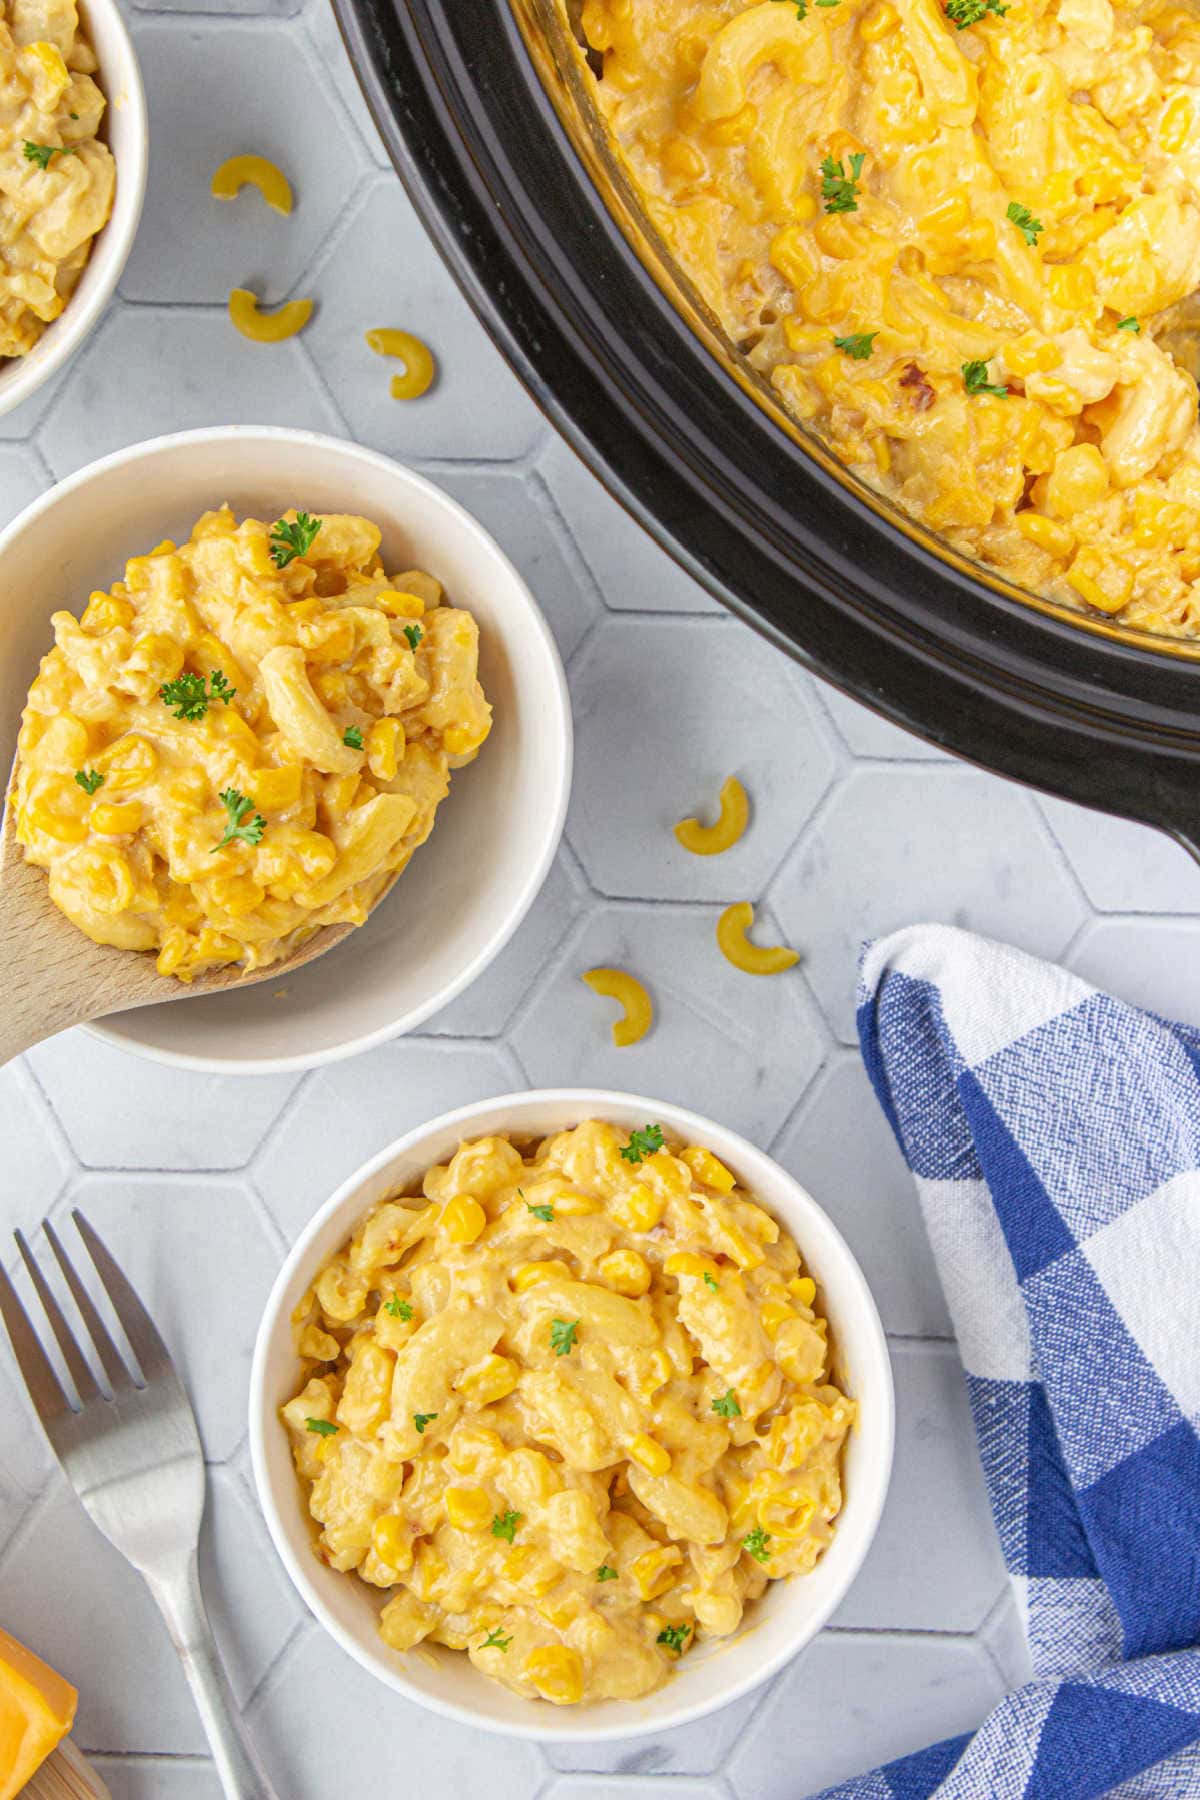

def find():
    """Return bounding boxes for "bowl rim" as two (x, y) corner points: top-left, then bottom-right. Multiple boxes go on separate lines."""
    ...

(0, 0), (148, 418)
(248, 1086), (896, 1742)
(0, 424), (572, 1076)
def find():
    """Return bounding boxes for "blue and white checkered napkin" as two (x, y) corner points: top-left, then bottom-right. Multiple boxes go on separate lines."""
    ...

(814, 924), (1200, 1800)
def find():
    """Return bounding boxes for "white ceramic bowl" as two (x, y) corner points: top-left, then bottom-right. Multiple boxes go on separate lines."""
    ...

(0, 0), (147, 417)
(249, 1089), (894, 1742)
(0, 427), (572, 1070)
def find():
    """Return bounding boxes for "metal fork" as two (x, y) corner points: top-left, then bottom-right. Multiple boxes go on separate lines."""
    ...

(0, 1211), (279, 1800)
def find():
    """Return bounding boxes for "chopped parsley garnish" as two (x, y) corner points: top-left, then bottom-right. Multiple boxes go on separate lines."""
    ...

(1117, 316), (1140, 332)
(657, 1623), (691, 1654)
(384, 1295), (413, 1320)
(159, 669), (236, 721)
(597, 1564), (618, 1581)
(343, 725), (364, 750)
(550, 1317), (580, 1357)
(23, 141), (76, 170)
(833, 331), (878, 360)
(212, 788), (266, 852)
(743, 1525), (772, 1564)
(703, 1271), (719, 1292)
(413, 1411), (438, 1434)
(74, 768), (104, 795)
(820, 151), (865, 215)
(480, 1627), (512, 1651)
(305, 1417), (338, 1436)
(712, 1389), (742, 1419)
(773, 0), (808, 16)
(1006, 202), (1044, 247)
(944, 0), (1008, 24)
(269, 511), (322, 568)
(491, 1509), (522, 1543)
(402, 623), (422, 651)
(527, 1202), (555, 1223)
(962, 358), (1009, 398)
(619, 1124), (665, 1165)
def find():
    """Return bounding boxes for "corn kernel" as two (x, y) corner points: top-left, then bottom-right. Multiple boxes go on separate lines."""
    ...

(598, 1249), (652, 1297)
(872, 435), (892, 477)
(441, 1194), (487, 1245)
(1004, 333), (1062, 378)
(1047, 263), (1095, 311)
(249, 764), (303, 811)
(722, 1227), (764, 1271)
(367, 717), (404, 783)
(512, 1259), (572, 1292)
(454, 1353), (520, 1404)
(371, 1514), (414, 1572)
(610, 1184), (664, 1233)
(1067, 553), (1133, 614)
(664, 1251), (723, 1284)
(628, 1434), (672, 1476)
(681, 1146), (737, 1193)
(523, 1645), (584, 1705)
(209, 873), (266, 917)
(91, 800), (143, 835)
(26, 801), (87, 844)
(663, 135), (706, 180)
(444, 1486), (493, 1531)
(449, 1426), (505, 1475)
(549, 1188), (603, 1217)
(791, 1276), (817, 1307)
(1015, 512), (1075, 558)
(378, 589), (426, 619)
(760, 1300), (796, 1338)
(630, 1543), (683, 1600)
(444, 724), (488, 757)
(1160, 91), (1194, 153)
(81, 592), (135, 633)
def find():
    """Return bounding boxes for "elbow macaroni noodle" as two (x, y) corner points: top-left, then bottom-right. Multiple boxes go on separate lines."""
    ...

(581, 0), (1200, 637)
(717, 901), (799, 974)
(675, 775), (751, 855)
(211, 154), (293, 215)
(283, 1120), (854, 1705)
(15, 506), (492, 980)
(581, 967), (654, 1044)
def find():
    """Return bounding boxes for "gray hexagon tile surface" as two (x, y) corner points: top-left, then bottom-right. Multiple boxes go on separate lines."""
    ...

(4, 4), (1200, 1796)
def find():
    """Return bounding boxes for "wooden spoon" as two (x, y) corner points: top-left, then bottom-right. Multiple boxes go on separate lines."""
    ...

(0, 765), (389, 1066)
(27, 1738), (111, 1799)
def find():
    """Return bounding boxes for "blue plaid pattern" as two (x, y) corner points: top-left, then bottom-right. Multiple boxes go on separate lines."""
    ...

(814, 926), (1200, 1800)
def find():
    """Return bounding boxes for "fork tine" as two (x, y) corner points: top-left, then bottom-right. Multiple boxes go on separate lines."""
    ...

(70, 1211), (172, 1383)
(0, 1254), (73, 1426)
(43, 1218), (137, 1394)
(14, 1230), (101, 1403)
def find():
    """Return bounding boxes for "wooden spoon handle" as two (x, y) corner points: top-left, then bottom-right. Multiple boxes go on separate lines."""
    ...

(25, 1738), (111, 1799)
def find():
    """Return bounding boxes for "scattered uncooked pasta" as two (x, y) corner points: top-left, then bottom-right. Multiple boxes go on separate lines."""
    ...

(366, 328), (437, 400)
(717, 903), (798, 976)
(211, 155), (293, 215)
(581, 967), (653, 1046)
(228, 287), (312, 343)
(675, 776), (750, 856)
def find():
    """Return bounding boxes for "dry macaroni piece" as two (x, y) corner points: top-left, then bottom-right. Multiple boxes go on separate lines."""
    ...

(228, 287), (312, 342)
(15, 506), (492, 980)
(0, 0), (115, 359)
(581, 966), (654, 1044)
(581, 0), (1200, 637)
(717, 901), (799, 974)
(283, 1120), (854, 1705)
(675, 775), (750, 855)
(211, 154), (293, 215)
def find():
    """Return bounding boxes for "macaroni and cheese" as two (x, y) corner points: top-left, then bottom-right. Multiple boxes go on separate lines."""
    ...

(15, 506), (492, 979)
(581, 0), (1200, 636)
(283, 1120), (854, 1704)
(0, 0), (114, 360)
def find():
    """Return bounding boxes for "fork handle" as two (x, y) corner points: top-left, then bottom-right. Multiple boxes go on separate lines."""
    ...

(148, 1556), (280, 1800)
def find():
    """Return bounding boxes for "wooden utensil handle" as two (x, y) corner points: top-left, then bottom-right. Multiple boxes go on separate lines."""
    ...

(25, 1738), (111, 1799)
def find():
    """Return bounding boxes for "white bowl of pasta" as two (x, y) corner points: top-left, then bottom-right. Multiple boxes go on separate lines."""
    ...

(0, 426), (571, 1068)
(249, 1089), (894, 1741)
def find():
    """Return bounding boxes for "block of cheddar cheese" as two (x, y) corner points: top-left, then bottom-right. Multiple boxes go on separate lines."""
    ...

(0, 1627), (77, 1800)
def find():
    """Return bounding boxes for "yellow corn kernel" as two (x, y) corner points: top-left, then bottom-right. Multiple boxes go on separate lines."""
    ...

(228, 287), (313, 343)
(1015, 512), (1075, 558)
(628, 1434), (672, 1477)
(454, 1353), (520, 1405)
(681, 1146), (737, 1193)
(674, 775), (750, 857)
(770, 225), (820, 293)
(783, 319), (829, 354)
(444, 723), (489, 757)
(610, 1183), (664, 1234)
(366, 328), (437, 399)
(81, 591), (135, 632)
(371, 1514), (414, 1573)
(1067, 553), (1133, 614)
(209, 874), (266, 917)
(90, 801), (143, 835)
(790, 1276), (817, 1307)
(26, 801), (87, 844)
(249, 764), (304, 812)
(717, 902), (799, 976)
(872, 435), (891, 477)
(312, 670), (349, 708)
(131, 633), (185, 685)
(581, 967), (653, 1046)
(663, 135), (706, 180)
(859, 0), (899, 37)
(1159, 91), (1194, 154)
(367, 718), (404, 783)
(598, 1249), (652, 1298)
(630, 1543), (683, 1600)
(664, 1252), (716, 1281)
(813, 215), (863, 259)
(449, 1426), (505, 1476)
(211, 153), (293, 214)
(757, 1491), (816, 1539)
(512, 1259), (572, 1292)
(549, 1189), (603, 1216)
(705, 100), (756, 145)
(378, 589), (425, 619)
(523, 1645), (584, 1705)
(1047, 263), (1095, 311)
(1004, 334), (1062, 378)
(441, 1194), (487, 1245)
(444, 1486), (493, 1531)
(97, 733), (158, 794)
(760, 1300), (796, 1338)
(1045, 444), (1109, 517)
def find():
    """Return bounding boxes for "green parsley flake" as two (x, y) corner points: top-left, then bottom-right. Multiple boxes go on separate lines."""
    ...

(269, 511), (322, 568)
(384, 1295), (413, 1320)
(833, 331), (878, 360)
(23, 141), (76, 170)
(213, 788), (266, 853)
(1006, 202), (1044, 247)
(772, 0), (808, 17)
(657, 1623), (691, 1654)
(597, 1564), (619, 1581)
(74, 769), (104, 796)
(402, 623), (423, 651)
(527, 1202), (555, 1223)
(159, 669), (236, 721)
(962, 358), (1009, 398)
(712, 1389), (742, 1419)
(550, 1317), (580, 1357)
(743, 1525), (772, 1564)
(491, 1509), (522, 1543)
(343, 725), (364, 750)
(480, 1627), (512, 1651)
(944, 0), (1008, 25)
(619, 1124), (665, 1164)
(1117, 316), (1140, 332)
(413, 1411), (438, 1434)
(305, 1417), (338, 1436)
(820, 151), (865, 215)
(703, 1271), (719, 1292)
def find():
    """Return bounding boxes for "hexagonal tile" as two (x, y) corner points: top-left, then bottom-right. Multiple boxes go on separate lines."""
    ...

(303, 0), (392, 168)
(122, 20), (361, 302)
(771, 1055), (952, 1339)
(49, 1175), (281, 1461)
(428, 465), (601, 662)
(568, 616), (837, 900)
(1037, 795), (1200, 915)
(1068, 918), (1200, 1021)
(511, 900), (828, 1144)
(300, 180), (544, 462)
(199, 1466), (303, 1705)
(0, 443), (47, 532)
(36, 304), (343, 478)
(425, 847), (588, 1038)
(253, 1038), (522, 1243)
(27, 1031), (298, 1170)
(0, 1057), (72, 1252)
(0, 1354), (56, 1545)
(538, 435), (721, 614)
(248, 1627), (545, 1800)
(548, 1678), (774, 1776)
(775, 766), (1088, 1044)
(91, 1761), (221, 1800)
(834, 1341), (1007, 1632)
(727, 1631), (1003, 1799)
(818, 682), (950, 761)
